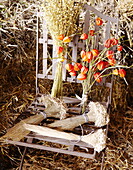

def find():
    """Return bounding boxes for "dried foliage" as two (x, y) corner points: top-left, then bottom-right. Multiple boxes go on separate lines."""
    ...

(43, 0), (84, 45)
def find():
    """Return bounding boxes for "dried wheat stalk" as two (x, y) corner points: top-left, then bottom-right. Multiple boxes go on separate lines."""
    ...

(43, 0), (85, 97)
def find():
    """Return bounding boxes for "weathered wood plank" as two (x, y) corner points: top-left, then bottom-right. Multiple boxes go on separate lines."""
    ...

(25, 134), (94, 148)
(5, 140), (96, 159)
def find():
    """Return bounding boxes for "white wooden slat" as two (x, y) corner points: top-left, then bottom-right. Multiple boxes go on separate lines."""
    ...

(83, 9), (90, 33)
(105, 21), (111, 40)
(72, 35), (79, 64)
(62, 53), (67, 81)
(84, 4), (118, 23)
(6, 140), (96, 159)
(52, 45), (58, 78)
(42, 20), (48, 77)
(26, 134), (94, 148)
(39, 38), (53, 45)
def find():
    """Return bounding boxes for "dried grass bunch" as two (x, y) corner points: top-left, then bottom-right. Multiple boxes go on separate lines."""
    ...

(43, 0), (86, 98)
(43, 0), (84, 46)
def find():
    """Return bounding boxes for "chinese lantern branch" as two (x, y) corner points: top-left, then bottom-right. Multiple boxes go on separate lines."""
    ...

(87, 65), (129, 93)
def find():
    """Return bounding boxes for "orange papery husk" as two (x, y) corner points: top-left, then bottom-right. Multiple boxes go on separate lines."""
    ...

(112, 69), (119, 75)
(91, 49), (99, 57)
(108, 58), (116, 66)
(106, 50), (114, 59)
(111, 38), (118, 46)
(94, 72), (102, 83)
(57, 34), (65, 41)
(74, 63), (82, 71)
(86, 51), (93, 63)
(80, 33), (88, 40)
(82, 55), (89, 62)
(89, 30), (95, 36)
(81, 50), (86, 58)
(63, 36), (71, 43)
(69, 70), (76, 76)
(81, 66), (89, 74)
(57, 46), (64, 54)
(77, 73), (87, 80)
(104, 39), (112, 48)
(65, 63), (74, 71)
(97, 61), (107, 71)
(119, 69), (126, 77)
(117, 45), (123, 51)
(96, 17), (103, 26)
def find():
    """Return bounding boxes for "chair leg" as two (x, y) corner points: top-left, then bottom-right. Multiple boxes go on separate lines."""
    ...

(100, 152), (105, 170)
(19, 147), (27, 170)
(19, 137), (33, 170)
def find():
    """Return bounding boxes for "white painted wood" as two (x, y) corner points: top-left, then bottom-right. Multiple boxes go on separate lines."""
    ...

(6, 140), (95, 159)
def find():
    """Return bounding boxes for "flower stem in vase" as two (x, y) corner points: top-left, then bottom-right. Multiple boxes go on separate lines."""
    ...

(82, 65), (92, 113)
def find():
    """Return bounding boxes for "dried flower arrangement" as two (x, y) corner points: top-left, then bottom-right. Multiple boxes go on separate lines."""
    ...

(64, 16), (129, 112)
(42, 0), (130, 113)
(43, 0), (85, 97)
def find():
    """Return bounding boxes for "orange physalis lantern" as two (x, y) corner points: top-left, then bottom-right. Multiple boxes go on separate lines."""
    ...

(96, 17), (103, 26)
(69, 70), (76, 76)
(94, 72), (102, 83)
(89, 30), (95, 36)
(65, 63), (73, 71)
(119, 69), (126, 77)
(86, 51), (93, 63)
(108, 58), (116, 66)
(91, 49), (99, 57)
(111, 38), (118, 46)
(81, 50), (86, 58)
(74, 63), (82, 71)
(106, 50), (114, 59)
(81, 66), (88, 74)
(80, 33), (88, 40)
(63, 36), (71, 43)
(117, 45), (123, 51)
(97, 61), (107, 71)
(57, 46), (64, 54)
(104, 39), (112, 48)
(77, 73), (87, 80)
(57, 34), (64, 41)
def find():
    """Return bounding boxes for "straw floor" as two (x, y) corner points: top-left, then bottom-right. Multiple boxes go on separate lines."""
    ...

(0, 55), (133, 170)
